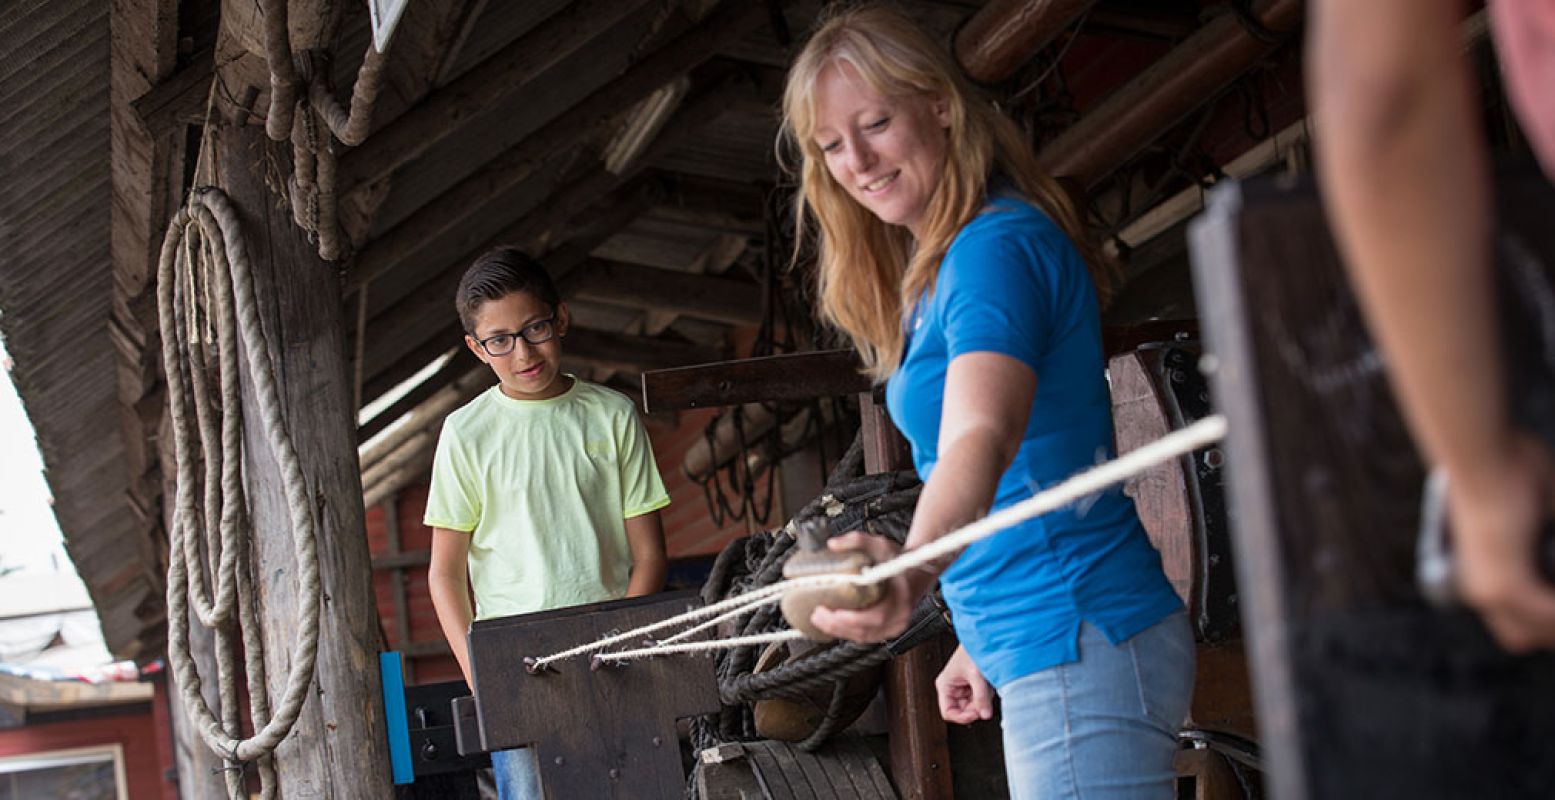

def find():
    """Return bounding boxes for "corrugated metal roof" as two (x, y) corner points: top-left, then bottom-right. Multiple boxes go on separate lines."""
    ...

(0, 0), (161, 661)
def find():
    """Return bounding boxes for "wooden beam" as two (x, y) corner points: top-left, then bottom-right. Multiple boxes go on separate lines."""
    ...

(338, 0), (658, 199)
(431, 0), (494, 86)
(361, 329), (461, 410)
(362, 429), (437, 497)
(357, 353), (477, 443)
(1087, 3), (1199, 41)
(364, 446), (438, 510)
(1036, 0), (1303, 187)
(562, 327), (724, 374)
(646, 175), (768, 235)
(563, 259), (760, 326)
(0, 672), (153, 713)
(361, 375), (486, 510)
(955, 0), (1099, 85)
(859, 391), (953, 800)
(342, 1), (772, 291)
(640, 350), (871, 413)
(130, 46), (215, 139)
(361, 367), (492, 470)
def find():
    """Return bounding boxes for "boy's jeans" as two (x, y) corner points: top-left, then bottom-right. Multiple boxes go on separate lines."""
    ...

(491, 747), (543, 800)
(999, 611), (1195, 799)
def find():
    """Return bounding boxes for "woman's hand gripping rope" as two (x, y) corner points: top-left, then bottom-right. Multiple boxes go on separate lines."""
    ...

(801, 533), (925, 643)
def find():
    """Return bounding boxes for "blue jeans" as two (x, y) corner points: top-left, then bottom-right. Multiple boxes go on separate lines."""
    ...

(491, 747), (543, 800)
(999, 612), (1195, 799)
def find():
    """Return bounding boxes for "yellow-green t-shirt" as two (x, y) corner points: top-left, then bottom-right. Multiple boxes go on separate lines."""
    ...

(422, 378), (670, 620)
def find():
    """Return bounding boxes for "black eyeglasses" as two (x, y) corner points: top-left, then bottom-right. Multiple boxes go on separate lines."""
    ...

(474, 315), (558, 357)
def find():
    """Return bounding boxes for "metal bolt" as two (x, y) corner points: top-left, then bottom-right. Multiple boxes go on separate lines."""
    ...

(609, 769), (620, 780)
(420, 741), (438, 761)
(555, 756), (565, 766)
(652, 737), (662, 747)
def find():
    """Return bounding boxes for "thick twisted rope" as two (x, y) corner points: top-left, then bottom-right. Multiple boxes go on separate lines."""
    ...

(531, 415), (1228, 670)
(258, 0), (390, 260)
(159, 188), (323, 799)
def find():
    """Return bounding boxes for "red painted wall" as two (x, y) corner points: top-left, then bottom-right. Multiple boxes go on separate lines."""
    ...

(0, 703), (169, 799)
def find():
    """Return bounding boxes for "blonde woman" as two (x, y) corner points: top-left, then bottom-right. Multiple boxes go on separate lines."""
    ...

(782, 6), (1193, 797)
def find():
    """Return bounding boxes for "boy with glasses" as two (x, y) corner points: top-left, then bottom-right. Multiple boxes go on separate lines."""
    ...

(424, 247), (671, 799)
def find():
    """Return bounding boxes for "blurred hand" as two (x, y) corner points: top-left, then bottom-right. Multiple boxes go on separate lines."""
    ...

(1450, 433), (1555, 652)
(809, 531), (927, 642)
(935, 644), (993, 725)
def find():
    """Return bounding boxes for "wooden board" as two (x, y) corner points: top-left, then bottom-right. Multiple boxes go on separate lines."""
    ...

(1188, 174), (1555, 799)
(1111, 343), (1239, 642)
(641, 350), (872, 413)
(467, 590), (720, 799)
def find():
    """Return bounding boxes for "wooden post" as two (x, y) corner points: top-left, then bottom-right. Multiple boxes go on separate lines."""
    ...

(860, 390), (954, 800)
(211, 116), (393, 797)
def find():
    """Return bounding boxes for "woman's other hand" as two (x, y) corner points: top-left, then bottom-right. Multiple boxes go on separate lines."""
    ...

(1449, 433), (1555, 652)
(936, 644), (994, 724)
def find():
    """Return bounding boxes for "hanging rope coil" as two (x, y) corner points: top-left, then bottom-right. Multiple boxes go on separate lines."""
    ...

(158, 187), (324, 799)
(257, 0), (391, 260)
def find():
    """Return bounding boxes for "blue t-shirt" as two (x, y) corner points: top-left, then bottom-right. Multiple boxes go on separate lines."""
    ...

(884, 194), (1182, 689)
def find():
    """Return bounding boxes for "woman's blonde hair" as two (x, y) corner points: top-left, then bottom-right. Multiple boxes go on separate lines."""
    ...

(780, 4), (1111, 381)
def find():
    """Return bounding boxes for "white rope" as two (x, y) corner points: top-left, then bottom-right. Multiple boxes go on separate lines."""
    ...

(539, 415), (1228, 668)
(655, 600), (774, 647)
(854, 414), (1227, 584)
(596, 631), (807, 665)
(530, 574), (857, 671)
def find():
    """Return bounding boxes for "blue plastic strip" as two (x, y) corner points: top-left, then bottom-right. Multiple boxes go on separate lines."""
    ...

(379, 651), (414, 785)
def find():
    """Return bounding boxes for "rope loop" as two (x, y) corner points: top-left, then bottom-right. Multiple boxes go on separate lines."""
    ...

(160, 187), (324, 799)
(256, 0), (389, 260)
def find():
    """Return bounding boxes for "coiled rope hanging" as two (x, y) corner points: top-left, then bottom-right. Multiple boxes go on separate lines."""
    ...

(258, 0), (389, 260)
(158, 187), (323, 800)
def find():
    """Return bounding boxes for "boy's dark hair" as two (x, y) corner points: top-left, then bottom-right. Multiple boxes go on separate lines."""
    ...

(455, 247), (562, 333)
